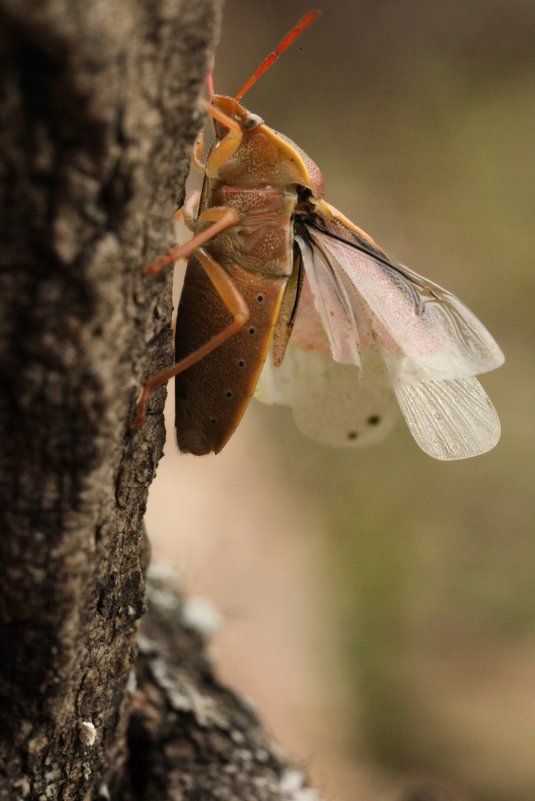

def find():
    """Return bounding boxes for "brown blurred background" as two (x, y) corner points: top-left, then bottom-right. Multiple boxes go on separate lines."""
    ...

(146, 2), (535, 799)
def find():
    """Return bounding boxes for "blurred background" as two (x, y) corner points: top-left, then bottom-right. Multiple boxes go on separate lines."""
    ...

(146, 2), (535, 799)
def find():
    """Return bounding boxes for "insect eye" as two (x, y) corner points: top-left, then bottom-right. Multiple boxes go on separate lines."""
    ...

(243, 113), (263, 130)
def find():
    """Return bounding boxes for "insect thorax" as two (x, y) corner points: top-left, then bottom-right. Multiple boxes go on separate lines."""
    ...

(207, 184), (297, 278)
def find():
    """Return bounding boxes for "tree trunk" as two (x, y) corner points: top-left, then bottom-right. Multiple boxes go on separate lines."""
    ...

(0, 1), (320, 798)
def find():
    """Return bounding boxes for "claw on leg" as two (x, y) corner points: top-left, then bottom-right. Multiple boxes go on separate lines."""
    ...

(131, 384), (150, 429)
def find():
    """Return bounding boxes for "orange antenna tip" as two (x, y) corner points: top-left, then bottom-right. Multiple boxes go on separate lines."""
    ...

(235, 10), (321, 102)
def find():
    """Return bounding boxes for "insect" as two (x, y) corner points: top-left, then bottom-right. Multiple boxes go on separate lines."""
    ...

(133, 11), (504, 461)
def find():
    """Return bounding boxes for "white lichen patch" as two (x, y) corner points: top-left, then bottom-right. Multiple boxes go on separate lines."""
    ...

(279, 769), (322, 801)
(147, 562), (179, 584)
(126, 668), (137, 694)
(181, 596), (223, 636)
(79, 720), (97, 747)
(150, 587), (181, 613)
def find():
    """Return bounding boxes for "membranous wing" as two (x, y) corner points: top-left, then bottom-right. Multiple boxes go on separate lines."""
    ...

(256, 318), (397, 449)
(301, 214), (504, 384)
(395, 376), (500, 460)
(256, 207), (503, 460)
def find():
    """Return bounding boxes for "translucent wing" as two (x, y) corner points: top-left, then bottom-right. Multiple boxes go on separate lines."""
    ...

(395, 376), (501, 460)
(256, 340), (397, 449)
(256, 210), (503, 460)
(304, 216), (504, 384)
(294, 234), (361, 366)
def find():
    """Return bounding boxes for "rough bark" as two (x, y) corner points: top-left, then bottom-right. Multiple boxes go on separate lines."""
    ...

(126, 567), (320, 801)
(0, 1), (326, 798)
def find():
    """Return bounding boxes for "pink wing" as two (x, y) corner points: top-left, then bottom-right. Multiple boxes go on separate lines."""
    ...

(300, 216), (504, 383)
(256, 214), (503, 460)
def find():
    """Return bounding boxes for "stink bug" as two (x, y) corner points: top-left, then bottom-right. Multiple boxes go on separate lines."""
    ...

(133, 11), (504, 460)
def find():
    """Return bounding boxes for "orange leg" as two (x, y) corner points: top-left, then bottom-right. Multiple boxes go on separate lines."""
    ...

(146, 205), (239, 276)
(201, 100), (243, 177)
(132, 247), (249, 428)
(146, 100), (244, 275)
(134, 102), (248, 426)
(191, 100), (243, 174)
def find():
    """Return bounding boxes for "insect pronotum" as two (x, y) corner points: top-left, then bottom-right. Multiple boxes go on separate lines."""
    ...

(133, 11), (504, 461)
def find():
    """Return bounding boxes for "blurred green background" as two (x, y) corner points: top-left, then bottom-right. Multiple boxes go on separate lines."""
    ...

(148, 2), (535, 799)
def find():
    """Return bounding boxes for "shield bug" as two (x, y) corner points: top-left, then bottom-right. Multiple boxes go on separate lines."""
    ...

(133, 11), (504, 460)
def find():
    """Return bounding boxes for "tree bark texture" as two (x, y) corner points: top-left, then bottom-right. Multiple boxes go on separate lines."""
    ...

(0, 0), (213, 796)
(127, 567), (321, 801)
(0, 1), (326, 798)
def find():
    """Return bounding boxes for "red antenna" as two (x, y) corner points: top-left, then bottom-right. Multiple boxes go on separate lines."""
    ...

(235, 11), (321, 102)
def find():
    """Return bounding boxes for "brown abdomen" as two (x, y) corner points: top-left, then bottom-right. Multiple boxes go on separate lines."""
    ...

(175, 256), (287, 455)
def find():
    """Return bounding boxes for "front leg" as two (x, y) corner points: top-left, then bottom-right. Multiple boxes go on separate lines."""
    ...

(145, 101), (243, 275)
(146, 205), (239, 276)
(202, 100), (244, 177)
